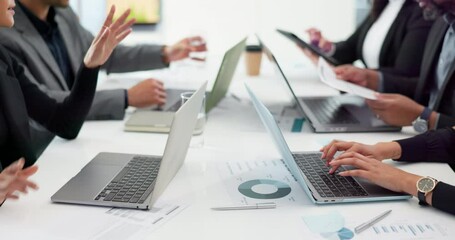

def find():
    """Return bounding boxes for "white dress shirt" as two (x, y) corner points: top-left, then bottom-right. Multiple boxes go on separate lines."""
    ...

(362, 0), (406, 69)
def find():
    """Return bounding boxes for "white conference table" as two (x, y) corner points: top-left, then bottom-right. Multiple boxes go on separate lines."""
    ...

(1, 54), (454, 240)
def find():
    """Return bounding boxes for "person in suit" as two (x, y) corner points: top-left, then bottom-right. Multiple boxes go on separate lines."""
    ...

(320, 127), (455, 215)
(0, 1), (133, 203)
(338, 0), (455, 132)
(306, 0), (433, 93)
(0, 0), (207, 121)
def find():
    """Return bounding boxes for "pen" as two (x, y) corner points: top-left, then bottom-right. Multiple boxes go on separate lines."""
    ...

(211, 202), (276, 211)
(354, 209), (392, 234)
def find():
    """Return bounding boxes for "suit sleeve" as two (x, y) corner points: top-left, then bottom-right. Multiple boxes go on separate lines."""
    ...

(14, 57), (100, 139)
(395, 128), (455, 163)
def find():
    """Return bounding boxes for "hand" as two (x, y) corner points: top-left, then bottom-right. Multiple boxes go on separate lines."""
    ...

(127, 79), (167, 108)
(330, 152), (421, 194)
(0, 158), (39, 203)
(306, 28), (333, 52)
(83, 6), (135, 68)
(334, 65), (380, 90)
(366, 94), (424, 126)
(162, 36), (208, 63)
(321, 140), (402, 174)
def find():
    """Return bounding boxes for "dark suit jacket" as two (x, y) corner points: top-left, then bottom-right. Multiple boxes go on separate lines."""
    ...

(384, 17), (455, 128)
(333, 0), (433, 92)
(0, 46), (98, 170)
(0, 4), (167, 121)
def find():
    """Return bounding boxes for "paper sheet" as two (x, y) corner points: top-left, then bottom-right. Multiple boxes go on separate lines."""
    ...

(318, 58), (378, 100)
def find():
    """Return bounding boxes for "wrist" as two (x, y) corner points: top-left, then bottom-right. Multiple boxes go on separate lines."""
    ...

(428, 111), (438, 130)
(161, 46), (170, 64)
(375, 142), (401, 160)
(401, 173), (421, 196)
(365, 70), (379, 90)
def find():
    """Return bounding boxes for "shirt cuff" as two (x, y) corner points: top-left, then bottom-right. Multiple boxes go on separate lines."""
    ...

(377, 71), (385, 92)
(124, 89), (129, 109)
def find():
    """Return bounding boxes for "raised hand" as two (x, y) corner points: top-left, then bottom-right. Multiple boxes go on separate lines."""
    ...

(0, 158), (39, 203)
(83, 6), (136, 68)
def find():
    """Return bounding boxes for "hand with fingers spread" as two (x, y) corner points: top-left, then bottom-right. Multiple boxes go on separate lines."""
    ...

(321, 140), (402, 174)
(329, 152), (421, 194)
(334, 65), (380, 90)
(0, 158), (39, 204)
(162, 36), (208, 63)
(84, 6), (136, 69)
(127, 79), (167, 108)
(366, 93), (427, 126)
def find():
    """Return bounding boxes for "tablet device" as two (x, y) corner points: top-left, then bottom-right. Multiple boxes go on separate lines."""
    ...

(276, 29), (341, 66)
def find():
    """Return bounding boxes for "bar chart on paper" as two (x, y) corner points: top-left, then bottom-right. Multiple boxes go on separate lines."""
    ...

(360, 221), (451, 239)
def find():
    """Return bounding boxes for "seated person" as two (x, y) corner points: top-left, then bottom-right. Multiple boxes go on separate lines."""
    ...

(0, 2), (132, 170)
(305, 0), (433, 94)
(0, 159), (38, 206)
(0, 0), (208, 121)
(349, 0), (455, 132)
(321, 127), (455, 215)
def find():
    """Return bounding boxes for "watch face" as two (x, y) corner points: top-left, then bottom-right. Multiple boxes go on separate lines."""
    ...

(418, 178), (435, 193)
(413, 119), (428, 133)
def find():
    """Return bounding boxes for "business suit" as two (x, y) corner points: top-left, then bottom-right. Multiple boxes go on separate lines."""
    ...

(333, 0), (433, 94)
(0, 45), (99, 170)
(0, 3), (167, 121)
(383, 17), (455, 128)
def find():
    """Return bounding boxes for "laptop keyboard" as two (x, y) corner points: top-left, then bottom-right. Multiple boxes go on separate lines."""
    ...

(292, 153), (368, 198)
(304, 98), (359, 124)
(95, 156), (161, 204)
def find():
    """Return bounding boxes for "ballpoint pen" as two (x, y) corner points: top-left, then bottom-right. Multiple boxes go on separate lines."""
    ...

(354, 209), (392, 234)
(211, 202), (276, 211)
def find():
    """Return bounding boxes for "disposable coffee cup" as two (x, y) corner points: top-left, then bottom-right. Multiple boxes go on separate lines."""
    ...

(245, 45), (263, 76)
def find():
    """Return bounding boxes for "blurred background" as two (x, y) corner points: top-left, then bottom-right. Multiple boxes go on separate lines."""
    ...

(70, 0), (372, 56)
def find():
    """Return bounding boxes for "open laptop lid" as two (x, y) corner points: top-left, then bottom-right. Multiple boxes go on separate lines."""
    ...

(257, 37), (307, 117)
(205, 38), (247, 113)
(149, 81), (208, 206)
(244, 83), (316, 203)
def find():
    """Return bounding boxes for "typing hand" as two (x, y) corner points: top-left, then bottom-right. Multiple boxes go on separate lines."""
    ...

(127, 79), (167, 108)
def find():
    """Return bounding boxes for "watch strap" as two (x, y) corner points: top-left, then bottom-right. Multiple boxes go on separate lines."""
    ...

(418, 190), (428, 206)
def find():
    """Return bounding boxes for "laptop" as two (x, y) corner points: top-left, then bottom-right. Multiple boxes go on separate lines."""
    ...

(260, 38), (401, 133)
(245, 84), (411, 204)
(51, 82), (208, 209)
(124, 38), (247, 133)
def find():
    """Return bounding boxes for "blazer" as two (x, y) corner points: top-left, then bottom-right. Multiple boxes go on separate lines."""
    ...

(333, 0), (433, 92)
(0, 3), (167, 121)
(0, 45), (99, 170)
(383, 17), (455, 128)
(396, 128), (455, 215)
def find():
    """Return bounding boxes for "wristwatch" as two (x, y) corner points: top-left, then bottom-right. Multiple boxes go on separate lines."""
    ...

(413, 107), (432, 133)
(416, 176), (437, 206)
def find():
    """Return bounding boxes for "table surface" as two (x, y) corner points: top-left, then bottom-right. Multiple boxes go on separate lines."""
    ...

(1, 52), (454, 240)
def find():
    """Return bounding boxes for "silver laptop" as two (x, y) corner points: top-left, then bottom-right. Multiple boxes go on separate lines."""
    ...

(245, 83), (410, 204)
(124, 38), (247, 133)
(51, 82), (208, 209)
(260, 39), (401, 133)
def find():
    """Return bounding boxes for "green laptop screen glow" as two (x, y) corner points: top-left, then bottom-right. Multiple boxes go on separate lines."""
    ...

(106, 0), (161, 25)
